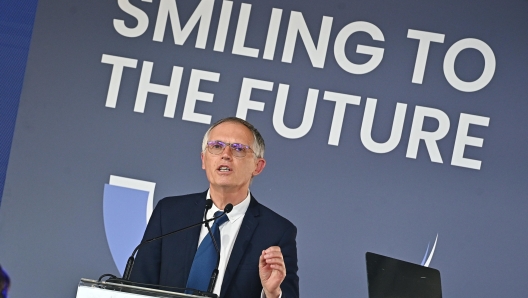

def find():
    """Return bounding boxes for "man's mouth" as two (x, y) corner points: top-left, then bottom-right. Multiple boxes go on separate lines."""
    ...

(218, 166), (232, 172)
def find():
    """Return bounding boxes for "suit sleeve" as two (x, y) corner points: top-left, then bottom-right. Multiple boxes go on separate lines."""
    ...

(278, 223), (299, 298)
(129, 198), (164, 284)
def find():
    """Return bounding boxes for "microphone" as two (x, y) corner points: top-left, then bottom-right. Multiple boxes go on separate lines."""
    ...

(121, 201), (233, 281)
(204, 199), (219, 255)
(224, 203), (234, 213)
(205, 198), (213, 210)
(207, 203), (233, 293)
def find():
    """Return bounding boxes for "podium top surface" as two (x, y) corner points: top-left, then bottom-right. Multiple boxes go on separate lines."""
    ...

(77, 278), (208, 298)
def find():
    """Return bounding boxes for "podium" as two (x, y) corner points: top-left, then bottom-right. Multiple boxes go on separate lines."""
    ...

(76, 278), (206, 298)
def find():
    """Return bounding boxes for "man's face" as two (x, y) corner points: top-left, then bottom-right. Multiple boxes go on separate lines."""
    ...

(201, 122), (266, 193)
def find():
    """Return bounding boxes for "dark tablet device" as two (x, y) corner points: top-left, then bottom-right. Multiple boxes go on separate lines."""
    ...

(366, 252), (442, 298)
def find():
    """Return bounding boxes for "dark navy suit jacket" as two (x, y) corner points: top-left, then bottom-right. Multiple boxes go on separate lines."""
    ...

(130, 191), (299, 298)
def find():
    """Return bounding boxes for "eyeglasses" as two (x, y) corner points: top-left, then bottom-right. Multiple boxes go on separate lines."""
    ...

(206, 140), (254, 158)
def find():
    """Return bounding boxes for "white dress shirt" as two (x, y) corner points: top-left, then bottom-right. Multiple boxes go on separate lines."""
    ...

(198, 190), (250, 296)
(197, 190), (280, 298)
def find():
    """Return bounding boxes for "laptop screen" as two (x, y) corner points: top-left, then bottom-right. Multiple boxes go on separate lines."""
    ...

(366, 252), (442, 298)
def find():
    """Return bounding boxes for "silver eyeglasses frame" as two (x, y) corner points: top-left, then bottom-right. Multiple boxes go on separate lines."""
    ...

(206, 140), (254, 158)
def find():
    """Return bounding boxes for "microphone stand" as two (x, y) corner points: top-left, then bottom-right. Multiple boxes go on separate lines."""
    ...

(122, 208), (228, 280)
(204, 204), (221, 293)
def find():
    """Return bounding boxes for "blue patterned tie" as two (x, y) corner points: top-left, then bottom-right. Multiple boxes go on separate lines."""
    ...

(186, 211), (229, 292)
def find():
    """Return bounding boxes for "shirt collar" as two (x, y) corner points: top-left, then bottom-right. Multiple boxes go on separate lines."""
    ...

(206, 189), (250, 224)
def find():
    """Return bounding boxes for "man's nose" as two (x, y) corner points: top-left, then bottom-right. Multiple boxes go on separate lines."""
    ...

(221, 145), (233, 159)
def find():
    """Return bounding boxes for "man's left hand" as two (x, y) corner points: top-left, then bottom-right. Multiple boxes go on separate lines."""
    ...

(259, 246), (285, 298)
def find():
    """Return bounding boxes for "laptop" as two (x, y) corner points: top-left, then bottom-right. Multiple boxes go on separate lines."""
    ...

(366, 252), (442, 298)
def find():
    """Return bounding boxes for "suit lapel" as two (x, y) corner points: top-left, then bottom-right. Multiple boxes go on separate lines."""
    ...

(221, 196), (260, 296)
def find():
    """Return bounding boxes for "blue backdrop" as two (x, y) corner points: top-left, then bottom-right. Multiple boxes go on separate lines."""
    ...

(0, 0), (38, 205)
(1, 1), (527, 297)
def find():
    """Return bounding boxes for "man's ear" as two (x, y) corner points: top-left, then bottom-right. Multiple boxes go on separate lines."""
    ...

(252, 158), (266, 176)
(201, 152), (205, 170)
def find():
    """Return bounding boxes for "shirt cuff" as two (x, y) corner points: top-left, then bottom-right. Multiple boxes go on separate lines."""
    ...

(260, 289), (282, 298)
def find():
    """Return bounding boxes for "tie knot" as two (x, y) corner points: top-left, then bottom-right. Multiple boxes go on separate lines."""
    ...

(214, 211), (229, 227)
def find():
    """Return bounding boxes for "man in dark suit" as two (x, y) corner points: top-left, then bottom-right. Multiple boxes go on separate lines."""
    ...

(130, 117), (299, 298)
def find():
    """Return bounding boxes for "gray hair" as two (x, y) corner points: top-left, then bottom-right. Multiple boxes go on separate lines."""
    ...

(202, 117), (265, 158)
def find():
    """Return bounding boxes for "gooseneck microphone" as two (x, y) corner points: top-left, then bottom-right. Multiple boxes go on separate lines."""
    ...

(203, 199), (221, 293)
(206, 203), (233, 293)
(121, 201), (233, 282)
(203, 199), (219, 255)
(204, 199), (219, 258)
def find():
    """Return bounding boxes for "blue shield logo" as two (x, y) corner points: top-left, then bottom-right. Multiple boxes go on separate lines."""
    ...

(103, 176), (156, 276)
